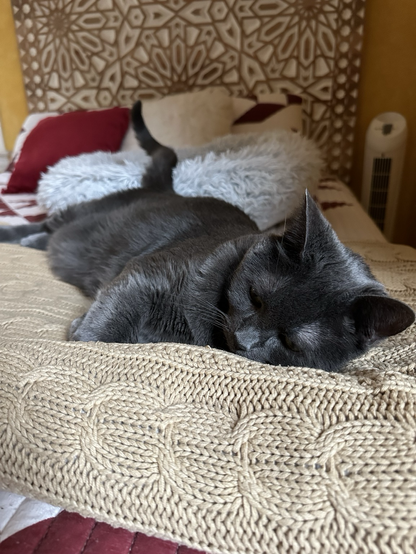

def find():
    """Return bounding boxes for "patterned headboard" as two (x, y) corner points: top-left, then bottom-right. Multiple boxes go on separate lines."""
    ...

(11, 0), (366, 183)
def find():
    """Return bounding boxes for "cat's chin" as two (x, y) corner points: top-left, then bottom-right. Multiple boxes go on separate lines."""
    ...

(233, 347), (271, 366)
(222, 328), (270, 365)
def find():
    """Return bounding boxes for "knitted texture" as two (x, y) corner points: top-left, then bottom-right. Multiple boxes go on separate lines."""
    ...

(0, 243), (415, 554)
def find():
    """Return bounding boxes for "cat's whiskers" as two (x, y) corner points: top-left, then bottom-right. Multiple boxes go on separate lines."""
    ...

(172, 297), (230, 332)
(278, 218), (287, 249)
(191, 310), (230, 332)
(191, 299), (231, 331)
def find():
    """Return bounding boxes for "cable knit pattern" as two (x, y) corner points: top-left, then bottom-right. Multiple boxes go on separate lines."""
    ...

(0, 243), (415, 554)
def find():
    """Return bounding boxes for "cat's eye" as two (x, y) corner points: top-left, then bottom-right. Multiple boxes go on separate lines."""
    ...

(280, 333), (300, 352)
(249, 287), (263, 310)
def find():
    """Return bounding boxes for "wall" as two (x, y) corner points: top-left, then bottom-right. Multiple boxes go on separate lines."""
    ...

(0, 0), (27, 151)
(350, 0), (416, 247)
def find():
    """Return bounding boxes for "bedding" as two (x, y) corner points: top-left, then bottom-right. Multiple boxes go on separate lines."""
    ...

(0, 183), (394, 554)
(4, 3), (409, 552)
(0, 241), (415, 554)
(231, 94), (303, 135)
(0, 92), (383, 240)
(5, 113), (59, 174)
(0, 170), (397, 554)
(0, 106), (385, 240)
(0, 491), (203, 554)
(0, 96), (397, 554)
(36, 130), (323, 231)
(4, 108), (131, 194)
(139, 87), (234, 147)
(0, 190), (45, 226)
(0, 177), (387, 244)
(4, 91), (302, 194)
(117, 93), (303, 154)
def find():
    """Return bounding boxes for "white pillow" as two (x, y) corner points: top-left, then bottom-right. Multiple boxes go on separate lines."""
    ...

(121, 91), (303, 154)
(120, 88), (234, 151)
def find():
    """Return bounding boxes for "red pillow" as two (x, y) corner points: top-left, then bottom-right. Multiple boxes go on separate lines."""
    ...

(5, 107), (130, 194)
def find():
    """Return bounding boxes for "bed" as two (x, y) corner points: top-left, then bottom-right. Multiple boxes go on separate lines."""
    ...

(1, 2), (415, 554)
(0, 100), (386, 245)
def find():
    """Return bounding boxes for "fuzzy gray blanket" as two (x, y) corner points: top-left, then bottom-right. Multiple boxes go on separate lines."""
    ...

(37, 131), (323, 230)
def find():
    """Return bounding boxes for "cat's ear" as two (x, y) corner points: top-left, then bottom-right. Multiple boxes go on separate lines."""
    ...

(282, 190), (333, 258)
(351, 295), (415, 346)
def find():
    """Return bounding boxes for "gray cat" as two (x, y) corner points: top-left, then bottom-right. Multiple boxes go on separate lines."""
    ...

(1, 101), (414, 372)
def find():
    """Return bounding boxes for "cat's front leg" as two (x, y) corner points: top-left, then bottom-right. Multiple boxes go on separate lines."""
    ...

(68, 296), (140, 343)
(67, 271), (145, 343)
(67, 254), (187, 344)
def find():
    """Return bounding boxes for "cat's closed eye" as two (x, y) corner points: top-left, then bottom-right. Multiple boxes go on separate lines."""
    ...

(249, 287), (263, 310)
(279, 333), (300, 352)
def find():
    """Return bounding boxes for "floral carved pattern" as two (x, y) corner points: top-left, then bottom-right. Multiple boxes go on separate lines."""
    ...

(11, 0), (366, 182)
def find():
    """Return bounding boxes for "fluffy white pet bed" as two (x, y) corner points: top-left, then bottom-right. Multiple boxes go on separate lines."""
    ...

(37, 131), (323, 231)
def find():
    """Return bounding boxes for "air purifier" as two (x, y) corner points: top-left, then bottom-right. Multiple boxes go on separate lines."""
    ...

(361, 112), (407, 241)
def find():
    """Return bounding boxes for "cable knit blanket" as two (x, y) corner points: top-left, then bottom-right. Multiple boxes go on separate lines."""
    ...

(0, 242), (415, 554)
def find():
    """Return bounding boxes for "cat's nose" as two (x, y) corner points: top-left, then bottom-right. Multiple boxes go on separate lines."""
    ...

(234, 328), (261, 351)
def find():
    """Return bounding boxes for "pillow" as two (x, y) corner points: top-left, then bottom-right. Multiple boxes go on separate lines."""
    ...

(6, 112), (59, 173)
(120, 88), (233, 152)
(120, 91), (300, 154)
(4, 107), (130, 194)
(37, 130), (323, 230)
(231, 93), (303, 134)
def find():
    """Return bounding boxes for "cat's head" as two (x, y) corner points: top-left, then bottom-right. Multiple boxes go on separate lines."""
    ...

(224, 191), (415, 372)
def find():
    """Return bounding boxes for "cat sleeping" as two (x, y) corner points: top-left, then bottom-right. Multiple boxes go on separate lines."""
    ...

(1, 101), (414, 372)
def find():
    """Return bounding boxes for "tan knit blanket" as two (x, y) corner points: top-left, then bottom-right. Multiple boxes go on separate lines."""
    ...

(0, 242), (415, 554)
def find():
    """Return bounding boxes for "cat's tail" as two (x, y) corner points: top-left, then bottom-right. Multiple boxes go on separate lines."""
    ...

(131, 100), (177, 193)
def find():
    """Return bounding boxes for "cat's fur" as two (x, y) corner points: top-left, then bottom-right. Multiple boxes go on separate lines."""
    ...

(0, 101), (414, 372)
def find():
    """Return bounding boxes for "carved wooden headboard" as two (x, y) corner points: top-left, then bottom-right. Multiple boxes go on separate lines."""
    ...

(11, 0), (366, 183)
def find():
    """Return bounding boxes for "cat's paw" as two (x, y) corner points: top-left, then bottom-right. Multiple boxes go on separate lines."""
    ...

(20, 232), (50, 250)
(68, 313), (106, 342)
(68, 314), (87, 341)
